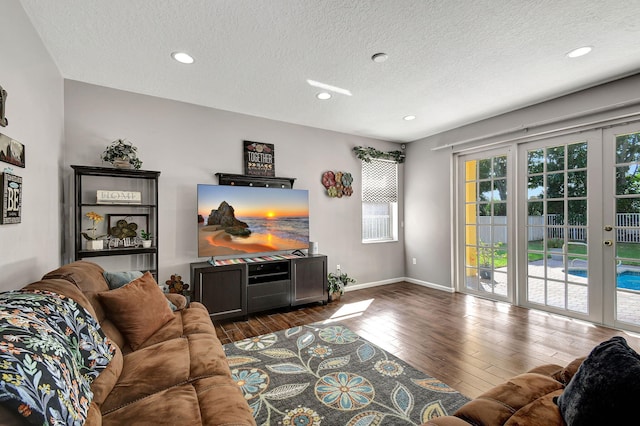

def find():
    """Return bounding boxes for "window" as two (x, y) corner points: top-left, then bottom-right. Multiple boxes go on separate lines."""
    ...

(361, 159), (398, 242)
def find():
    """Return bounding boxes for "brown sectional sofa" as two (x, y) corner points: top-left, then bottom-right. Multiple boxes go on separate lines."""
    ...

(0, 260), (256, 425)
(425, 358), (584, 426)
(426, 333), (640, 426)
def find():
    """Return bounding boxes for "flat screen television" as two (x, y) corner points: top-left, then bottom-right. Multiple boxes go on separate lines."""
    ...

(197, 184), (309, 258)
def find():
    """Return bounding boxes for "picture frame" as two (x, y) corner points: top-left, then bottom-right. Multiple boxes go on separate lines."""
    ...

(243, 140), (275, 177)
(0, 133), (25, 168)
(1, 172), (21, 224)
(107, 214), (148, 239)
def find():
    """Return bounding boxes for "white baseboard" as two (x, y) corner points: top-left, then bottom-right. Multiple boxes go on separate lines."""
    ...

(344, 277), (455, 294)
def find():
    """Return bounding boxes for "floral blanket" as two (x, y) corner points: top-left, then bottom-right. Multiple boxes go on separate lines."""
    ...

(0, 289), (116, 425)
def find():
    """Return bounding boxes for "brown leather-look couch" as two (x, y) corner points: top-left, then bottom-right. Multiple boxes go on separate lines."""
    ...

(424, 357), (585, 426)
(10, 260), (256, 426)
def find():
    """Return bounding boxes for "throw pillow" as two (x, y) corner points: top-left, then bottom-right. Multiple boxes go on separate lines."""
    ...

(554, 336), (640, 425)
(98, 272), (175, 350)
(103, 270), (143, 289)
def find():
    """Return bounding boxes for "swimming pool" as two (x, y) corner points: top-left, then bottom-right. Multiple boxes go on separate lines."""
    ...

(567, 269), (640, 291)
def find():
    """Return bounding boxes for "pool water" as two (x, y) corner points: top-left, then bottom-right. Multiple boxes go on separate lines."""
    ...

(568, 269), (640, 291)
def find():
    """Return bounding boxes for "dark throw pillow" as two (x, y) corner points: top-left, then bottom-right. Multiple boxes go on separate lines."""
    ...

(555, 336), (640, 425)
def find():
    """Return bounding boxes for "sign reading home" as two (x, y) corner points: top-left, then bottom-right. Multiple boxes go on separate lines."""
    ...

(96, 190), (142, 204)
(244, 141), (275, 177)
(1, 172), (21, 224)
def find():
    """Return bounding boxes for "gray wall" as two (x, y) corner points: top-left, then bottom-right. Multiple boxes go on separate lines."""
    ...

(0, 1), (64, 291)
(404, 73), (640, 290)
(63, 81), (405, 287)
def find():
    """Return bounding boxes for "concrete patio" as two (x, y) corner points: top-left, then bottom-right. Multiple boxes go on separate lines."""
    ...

(471, 259), (640, 327)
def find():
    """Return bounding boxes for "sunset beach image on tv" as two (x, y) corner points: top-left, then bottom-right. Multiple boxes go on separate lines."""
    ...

(197, 184), (310, 258)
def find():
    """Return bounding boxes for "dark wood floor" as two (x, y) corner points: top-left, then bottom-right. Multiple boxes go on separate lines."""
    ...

(213, 282), (640, 399)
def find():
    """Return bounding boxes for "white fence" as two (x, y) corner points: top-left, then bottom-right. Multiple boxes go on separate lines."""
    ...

(477, 214), (640, 244)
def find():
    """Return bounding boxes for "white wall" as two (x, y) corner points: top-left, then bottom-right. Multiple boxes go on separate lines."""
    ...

(0, 1), (64, 291)
(405, 73), (640, 289)
(63, 81), (405, 286)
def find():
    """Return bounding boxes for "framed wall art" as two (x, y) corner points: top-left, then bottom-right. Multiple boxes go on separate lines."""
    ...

(243, 140), (275, 177)
(0, 133), (25, 168)
(1, 172), (21, 224)
(107, 214), (148, 239)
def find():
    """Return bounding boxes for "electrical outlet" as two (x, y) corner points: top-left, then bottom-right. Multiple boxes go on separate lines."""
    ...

(336, 264), (341, 271)
(412, 258), (417, 265)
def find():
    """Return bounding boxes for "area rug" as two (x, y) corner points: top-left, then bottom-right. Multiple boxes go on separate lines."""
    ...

(223, 324), (470, 425)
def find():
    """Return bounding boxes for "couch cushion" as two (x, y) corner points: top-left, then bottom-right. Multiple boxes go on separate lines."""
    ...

(0, 289), (116, 425)
(555, 336), (640, 425)
(98, 272), (175, 350)
(43, 260), (109, 293)
(505, 390), (564, 426)
(453, 372), (564, 426)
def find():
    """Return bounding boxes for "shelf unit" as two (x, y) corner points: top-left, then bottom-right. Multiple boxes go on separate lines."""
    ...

(72, 165), (160, 276)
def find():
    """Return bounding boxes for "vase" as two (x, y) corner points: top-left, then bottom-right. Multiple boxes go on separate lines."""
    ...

(86, 240), (103, 250)
(141, 240), (152, 248)
(112, 159), (132, 169)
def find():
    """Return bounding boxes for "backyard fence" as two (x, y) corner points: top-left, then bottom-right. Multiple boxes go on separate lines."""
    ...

(477, 213), (640, 244)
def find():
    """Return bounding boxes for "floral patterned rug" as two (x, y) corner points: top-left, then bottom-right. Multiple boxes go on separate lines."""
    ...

(223, 323), (470, 425)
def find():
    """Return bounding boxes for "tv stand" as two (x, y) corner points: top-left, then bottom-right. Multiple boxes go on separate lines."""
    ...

(190, 254), (327, 320)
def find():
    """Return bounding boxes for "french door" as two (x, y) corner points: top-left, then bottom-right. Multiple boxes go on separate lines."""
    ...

(457, 125), (640, 333)
(458, 148), (513, 302)
(517, 131), (603, 324)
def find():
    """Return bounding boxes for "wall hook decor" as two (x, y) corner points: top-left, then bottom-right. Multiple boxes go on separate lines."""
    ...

(0, 85), (7, 127)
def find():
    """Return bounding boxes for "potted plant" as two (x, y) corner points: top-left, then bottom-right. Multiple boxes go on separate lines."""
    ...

(327, 271), (356, 302)
(82, 211), (105, 250)
(101, 139), (143, 169)
(140, 229), (152, 248)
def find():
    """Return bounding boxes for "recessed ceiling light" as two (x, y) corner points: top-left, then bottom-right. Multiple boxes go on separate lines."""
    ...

(371, 53), (388, 63)
(171, 51), (194, 64)
(403, 115), (416, 121)
(567, 46), (592, 58)
(307, 79), (352, 96)
(316, 92), (331, 100)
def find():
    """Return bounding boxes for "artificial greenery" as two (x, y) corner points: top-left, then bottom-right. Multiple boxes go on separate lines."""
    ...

(101, 139), (143, 169)
(140, 229), (152, 240)
(327, 272), (356, 295)
(353, 146), (405, 163)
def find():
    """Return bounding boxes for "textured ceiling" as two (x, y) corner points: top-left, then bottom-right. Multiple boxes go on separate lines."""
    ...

(19, 0), (640, 142)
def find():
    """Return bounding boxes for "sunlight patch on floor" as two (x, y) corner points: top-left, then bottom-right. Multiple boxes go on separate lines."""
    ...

(321, 299), (374, 324)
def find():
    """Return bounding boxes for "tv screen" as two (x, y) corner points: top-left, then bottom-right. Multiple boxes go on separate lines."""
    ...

(197, 184), (309, 258)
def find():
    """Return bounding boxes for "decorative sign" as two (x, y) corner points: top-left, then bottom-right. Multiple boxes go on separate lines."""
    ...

(0, 133), (25, 168)
(97, 190), (142, 204)
(0, 85), (7, 127)
(1, 172), (21, 224)
(244, 141), (275, 177)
